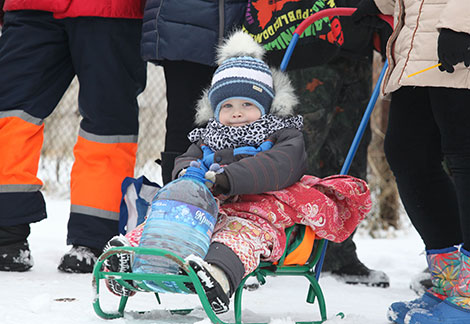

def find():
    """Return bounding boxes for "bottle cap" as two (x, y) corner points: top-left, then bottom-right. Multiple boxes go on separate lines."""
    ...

(182, 162), (207, 183)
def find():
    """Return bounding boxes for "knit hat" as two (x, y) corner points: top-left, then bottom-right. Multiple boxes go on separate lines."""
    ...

(195, 31), (299, 125)
(208, 56), (274, 121)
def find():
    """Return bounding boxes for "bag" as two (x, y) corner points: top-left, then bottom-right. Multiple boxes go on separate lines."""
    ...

(242, 0), (344, 70)
(119, 176), (160, 235)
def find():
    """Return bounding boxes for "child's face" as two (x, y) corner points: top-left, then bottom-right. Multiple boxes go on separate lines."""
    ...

(218, 98), (262, 127)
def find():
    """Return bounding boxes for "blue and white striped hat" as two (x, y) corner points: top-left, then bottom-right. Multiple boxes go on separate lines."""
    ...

(208, 56), (275, 121)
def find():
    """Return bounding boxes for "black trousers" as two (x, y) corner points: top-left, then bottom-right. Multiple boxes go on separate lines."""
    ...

(162, 60), (215, 153)
(159, 61), (215, 184)
(0, 11), (146, 249)
(384, 86), (470, 250)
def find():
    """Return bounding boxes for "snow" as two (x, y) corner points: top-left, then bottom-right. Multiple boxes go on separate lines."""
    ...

(0, 197), (426, 324)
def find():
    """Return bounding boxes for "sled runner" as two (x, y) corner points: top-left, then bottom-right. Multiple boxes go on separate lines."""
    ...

(92, 8), (391, 323)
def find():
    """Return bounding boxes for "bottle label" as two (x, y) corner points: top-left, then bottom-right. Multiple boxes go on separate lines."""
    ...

(150, 199), (217, 237)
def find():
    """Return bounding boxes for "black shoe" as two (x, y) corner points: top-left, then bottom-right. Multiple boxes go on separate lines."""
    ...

(410, 267), (432, 295)
(102, 235), (136, 297)
(0, 240), (33, 272)
(331, 260), (390, 288)
(57, 245), (102, 273)
(187, 259), (230, 314)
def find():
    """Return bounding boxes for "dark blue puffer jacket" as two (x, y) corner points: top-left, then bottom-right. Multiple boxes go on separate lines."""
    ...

(141, 0), (247, 66)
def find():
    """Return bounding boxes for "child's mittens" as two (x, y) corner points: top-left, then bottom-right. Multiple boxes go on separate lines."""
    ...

(205, 163), (230, 196)
(204, 163), (223, 187)
(190, 160), (202, 168)
(204, 171), (217, 187)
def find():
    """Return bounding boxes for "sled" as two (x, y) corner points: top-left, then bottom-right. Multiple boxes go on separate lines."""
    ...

(92, 7), (391, 323)
(93, 225), (336, 323)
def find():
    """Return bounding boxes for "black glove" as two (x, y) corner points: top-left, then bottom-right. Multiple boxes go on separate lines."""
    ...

(351, 0), (381, 25)
(438, 28), (470, 73)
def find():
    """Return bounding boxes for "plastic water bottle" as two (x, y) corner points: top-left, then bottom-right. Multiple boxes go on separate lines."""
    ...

(132, 163), (218, 293)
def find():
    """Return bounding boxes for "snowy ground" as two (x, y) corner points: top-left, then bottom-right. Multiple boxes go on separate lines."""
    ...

(0, 197), (426, 324)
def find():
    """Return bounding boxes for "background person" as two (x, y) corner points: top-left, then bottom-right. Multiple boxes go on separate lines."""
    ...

(353, 0), (470, 323)
(0, 0), (147, 273)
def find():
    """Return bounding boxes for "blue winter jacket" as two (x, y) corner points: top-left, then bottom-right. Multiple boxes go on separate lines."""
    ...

(141, 0), (247, 66)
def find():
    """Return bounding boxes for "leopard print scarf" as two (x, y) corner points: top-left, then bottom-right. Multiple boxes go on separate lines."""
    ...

(188, 114), (303, 151)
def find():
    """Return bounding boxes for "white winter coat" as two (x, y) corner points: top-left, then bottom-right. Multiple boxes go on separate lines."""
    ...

(374, 0), (470, 94)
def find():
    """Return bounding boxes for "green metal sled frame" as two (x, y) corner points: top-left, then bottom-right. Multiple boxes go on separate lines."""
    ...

(92, 227), (333, 324)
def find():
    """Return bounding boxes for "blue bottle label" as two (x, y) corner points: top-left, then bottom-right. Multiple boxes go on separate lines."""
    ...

(150, 199), (217, 237)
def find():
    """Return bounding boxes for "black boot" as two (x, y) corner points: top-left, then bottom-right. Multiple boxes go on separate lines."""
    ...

(58, 245), (102, 273)
(0, 240), (34, 271)
(322, 236), (390, 288)
(330, 258), (390, 288)
(0, 224), (33, 272)
(159, 152), (182, 185)
(102, 235), (137, 297)
(186, 257), (231, 314)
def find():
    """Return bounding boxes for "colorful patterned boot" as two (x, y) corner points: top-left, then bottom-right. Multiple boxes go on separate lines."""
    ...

(387, 246), (460, 324)
(405, 247), (470, 324)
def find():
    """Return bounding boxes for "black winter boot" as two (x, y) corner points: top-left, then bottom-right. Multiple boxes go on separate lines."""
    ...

(185, 256), (231, 314)
(330, 259), (390, 288)
(0, 240), (34, 271)
(102, 235), (136, 297)
(0, 224), (33, 271)
(323, 236), (390, 288)
(58, 245), (102, 273)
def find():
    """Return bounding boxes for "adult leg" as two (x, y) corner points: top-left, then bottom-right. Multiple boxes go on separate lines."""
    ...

(289, 56), (388, 286)
(0, 11), (75, 271)
(389, 86), (470, 324)
(57, 17), (146, 272)
(429, 87), (470, 250)
(161, 60), (215, 184)
(384, 87), (462, 249)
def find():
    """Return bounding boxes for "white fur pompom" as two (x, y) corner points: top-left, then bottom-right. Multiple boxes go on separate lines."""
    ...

(216, 30), (265, 64)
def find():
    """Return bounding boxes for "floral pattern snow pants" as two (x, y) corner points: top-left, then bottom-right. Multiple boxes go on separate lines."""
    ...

(126, 174), (371, 276)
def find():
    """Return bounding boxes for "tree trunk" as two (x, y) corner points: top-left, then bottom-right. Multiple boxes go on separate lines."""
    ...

(366, 53), (401, 236)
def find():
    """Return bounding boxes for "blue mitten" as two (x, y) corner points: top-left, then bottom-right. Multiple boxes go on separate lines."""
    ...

(233, 146), (259, 156)
(233, 141), (273, 157)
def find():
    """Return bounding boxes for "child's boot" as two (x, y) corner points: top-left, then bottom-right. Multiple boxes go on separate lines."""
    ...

(405, 246), (470, 324)
(186, 256), (231, 314)
(102, 235), (136, 297)
(387, 246), (460, 324)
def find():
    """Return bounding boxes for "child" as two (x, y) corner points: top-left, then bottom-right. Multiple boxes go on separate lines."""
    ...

(103, 31), (372, 314)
